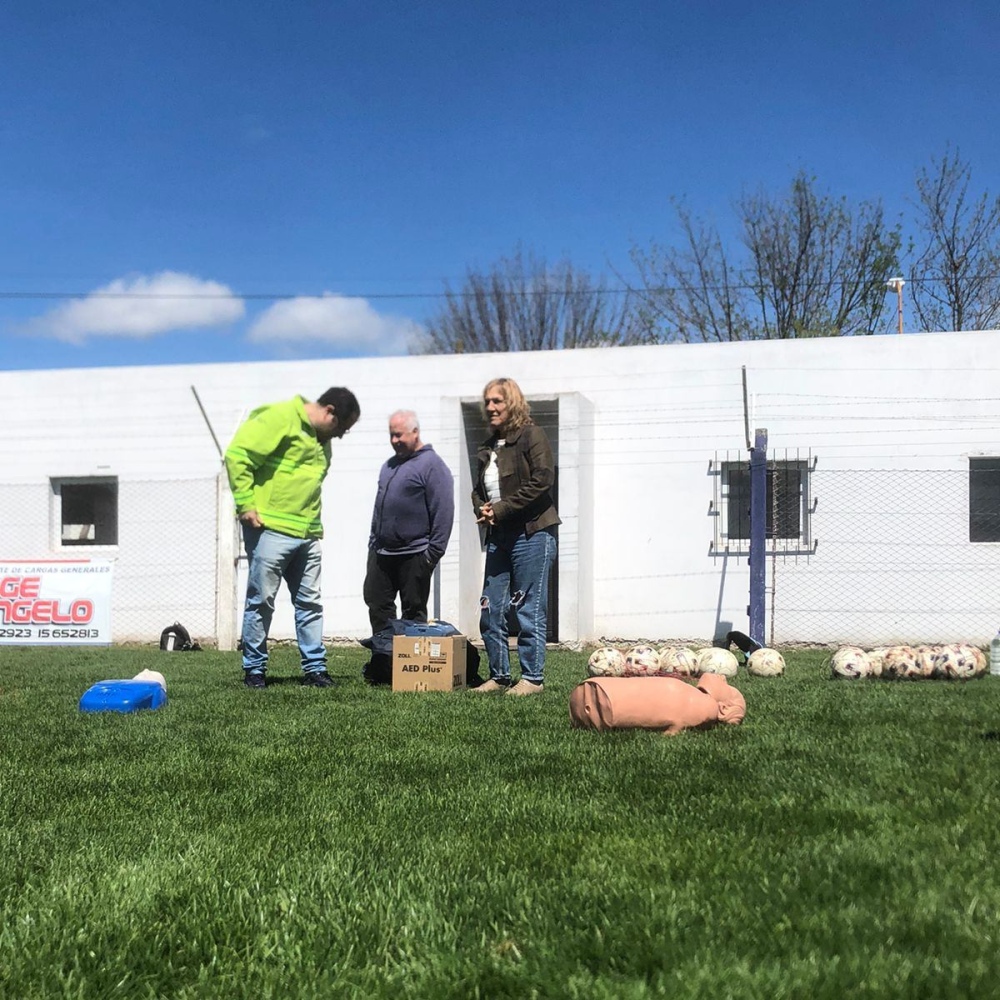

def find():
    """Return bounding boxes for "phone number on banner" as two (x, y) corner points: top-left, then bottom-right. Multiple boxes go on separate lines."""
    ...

(0, 626), (103, 640)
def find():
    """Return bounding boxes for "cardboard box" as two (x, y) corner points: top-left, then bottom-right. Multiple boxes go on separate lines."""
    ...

(392, 634), (468, 692)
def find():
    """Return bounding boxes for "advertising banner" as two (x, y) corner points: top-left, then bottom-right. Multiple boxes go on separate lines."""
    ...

(0, 559), (114, 645)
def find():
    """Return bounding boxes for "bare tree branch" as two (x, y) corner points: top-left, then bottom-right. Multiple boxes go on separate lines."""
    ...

(909, 148), (1000, 332)
(413, 248), (646, 354)
(630, 173), (901, 341)
(741, 174), (901, 338)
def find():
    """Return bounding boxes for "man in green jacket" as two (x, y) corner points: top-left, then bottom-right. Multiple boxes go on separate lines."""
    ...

(225, 387), (360, 689)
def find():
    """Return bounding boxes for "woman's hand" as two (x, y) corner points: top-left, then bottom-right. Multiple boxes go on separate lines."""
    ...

(477, 502), (496, 526)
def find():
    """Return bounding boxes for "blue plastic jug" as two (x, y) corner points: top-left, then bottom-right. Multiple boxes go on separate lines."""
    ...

(79, 679), (168, 714)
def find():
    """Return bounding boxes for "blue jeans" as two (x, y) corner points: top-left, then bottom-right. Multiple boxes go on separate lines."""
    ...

(241, 526), (326, 675)
(480, 525), (557, 683)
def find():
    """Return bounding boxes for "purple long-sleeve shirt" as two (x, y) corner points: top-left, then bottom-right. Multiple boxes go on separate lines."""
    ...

(368, 444), (455, 560)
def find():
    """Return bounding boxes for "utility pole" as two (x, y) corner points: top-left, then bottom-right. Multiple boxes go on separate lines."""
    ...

(886, 277), (905, 335)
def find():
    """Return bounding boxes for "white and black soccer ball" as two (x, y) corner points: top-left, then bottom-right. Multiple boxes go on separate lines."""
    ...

(695, 647), (739, 677)
(624, 644), (661, 677)
(969, 645), (988, 676)
(747, 647), (785, 677)
(830, 646), (871, 679)
(587, 646), (626, 678)
(658, 646), (698, 675)
(883, 645), (920, 680)
(933, 644), (978, 680)
(866, 647), (889, 678)
(914, 645), (940, 679)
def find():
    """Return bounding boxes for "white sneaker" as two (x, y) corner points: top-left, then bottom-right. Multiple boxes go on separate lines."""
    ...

(469, 678), (508, 693)
(506, 679), (544, 696)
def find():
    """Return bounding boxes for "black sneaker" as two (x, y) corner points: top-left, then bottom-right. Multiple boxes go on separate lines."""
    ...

(243, 671), (266, 690)
(301, 671), (335, 688)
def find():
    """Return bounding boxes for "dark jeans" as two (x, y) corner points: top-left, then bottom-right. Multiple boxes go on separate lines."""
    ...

(363, 549), (434, 635)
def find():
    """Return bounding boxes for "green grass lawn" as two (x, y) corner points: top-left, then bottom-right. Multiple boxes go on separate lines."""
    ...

(3, 644), (1000, 999)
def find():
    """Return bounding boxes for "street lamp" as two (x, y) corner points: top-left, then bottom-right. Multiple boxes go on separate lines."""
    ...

(885, 277), (905, 335)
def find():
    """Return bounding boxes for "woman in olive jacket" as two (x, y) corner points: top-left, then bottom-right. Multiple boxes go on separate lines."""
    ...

(470, 377), (560, 696)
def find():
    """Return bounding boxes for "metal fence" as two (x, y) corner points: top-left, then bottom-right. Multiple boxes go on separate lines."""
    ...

(0, 476), (222, 645)
(5, 466), (999, 649)
(766, 467), (1000, 647)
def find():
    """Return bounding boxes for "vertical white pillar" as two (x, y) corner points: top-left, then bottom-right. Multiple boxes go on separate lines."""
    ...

(556, 392), (594, 645)
(215, 470), (239, 651)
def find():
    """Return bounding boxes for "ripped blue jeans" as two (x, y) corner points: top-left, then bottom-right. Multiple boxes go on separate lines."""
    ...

(479, 525), (557, 684)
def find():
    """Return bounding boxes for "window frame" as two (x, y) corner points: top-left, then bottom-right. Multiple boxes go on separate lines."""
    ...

(713, 456), (813, 556)
(969, 457), (1000, 543)
(50, 476), (120, 550)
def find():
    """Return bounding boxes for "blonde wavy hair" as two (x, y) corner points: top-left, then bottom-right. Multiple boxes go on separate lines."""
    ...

(481, 377), (532, 434)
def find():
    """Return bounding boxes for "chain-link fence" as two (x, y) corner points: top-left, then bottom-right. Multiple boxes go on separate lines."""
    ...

(768, 468), (1000, 647)
(0, 476), (221, 644)
(6, 465), (999, 650)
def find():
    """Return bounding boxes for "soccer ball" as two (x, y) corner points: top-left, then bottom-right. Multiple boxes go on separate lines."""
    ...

(969, 645), (988, 676)
(866, 647), (889, 678)
(747, 647), (785, 677)
(587, 647), (626, 678)
(882, 645), (920, 680)
(830, 646), (871, 679)
(695, 647), (739, 677)
(658, 646), (698, 675)
(624, 644), (661, 676)
(914, 645), (940, 679)
(933, 644), (978, 680)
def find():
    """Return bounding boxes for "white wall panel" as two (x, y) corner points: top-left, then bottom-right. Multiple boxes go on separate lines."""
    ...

(2, 329), (999, 646)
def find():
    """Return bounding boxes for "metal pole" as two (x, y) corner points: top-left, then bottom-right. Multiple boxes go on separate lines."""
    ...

(191, 385), (224, 460)
(886, 278), (905, 335)
(748, 428), (768, 647)
(741, 366), (751, 450)
(769, 455), (778, 649)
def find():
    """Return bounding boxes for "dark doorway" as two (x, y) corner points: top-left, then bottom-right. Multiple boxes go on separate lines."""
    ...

(462, 398), (559, 642)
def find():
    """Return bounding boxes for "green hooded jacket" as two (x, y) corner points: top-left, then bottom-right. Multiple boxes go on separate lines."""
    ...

(224, 396), (331, 538)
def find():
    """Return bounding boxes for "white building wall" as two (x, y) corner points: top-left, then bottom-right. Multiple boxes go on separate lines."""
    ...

(2, 329), (998, 647)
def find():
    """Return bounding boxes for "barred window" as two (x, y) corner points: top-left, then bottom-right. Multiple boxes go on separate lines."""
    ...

(52, 478), (119, 547)
(722, 460), (809, 548)
(969, 458), (1000, 543)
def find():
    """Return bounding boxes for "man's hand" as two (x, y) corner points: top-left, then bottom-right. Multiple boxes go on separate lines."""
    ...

(240, 510), (263, 529)
(476, 502), (495, 526)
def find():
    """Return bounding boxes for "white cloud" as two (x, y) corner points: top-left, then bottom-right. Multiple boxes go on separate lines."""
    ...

(247, 293), (421, 355)
(29, 271), (245, 344)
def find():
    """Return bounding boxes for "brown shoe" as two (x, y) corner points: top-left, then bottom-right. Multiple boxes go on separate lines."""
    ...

(506, 679), (544, 696)
(468, 678), (509, 693)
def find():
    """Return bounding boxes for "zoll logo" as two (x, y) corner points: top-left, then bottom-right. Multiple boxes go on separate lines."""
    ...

(0, 575), (94, 625)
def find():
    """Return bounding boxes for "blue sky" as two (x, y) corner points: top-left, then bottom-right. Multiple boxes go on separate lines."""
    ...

(1, 0), (997, 370)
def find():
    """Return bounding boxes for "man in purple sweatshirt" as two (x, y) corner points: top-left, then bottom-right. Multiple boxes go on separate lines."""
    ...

(363, 410), (455, 636)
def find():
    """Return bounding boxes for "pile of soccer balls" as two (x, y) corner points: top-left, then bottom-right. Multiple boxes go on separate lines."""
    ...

(829, 644), (986, 680)
(587, 644), (786, 678)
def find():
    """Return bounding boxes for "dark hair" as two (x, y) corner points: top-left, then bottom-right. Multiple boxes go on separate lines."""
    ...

(317, 387), (361, 426)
